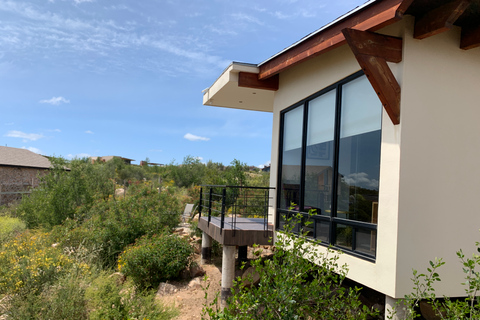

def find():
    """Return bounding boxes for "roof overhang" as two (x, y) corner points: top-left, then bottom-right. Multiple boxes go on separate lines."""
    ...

(203, 0), (480, 115)
(202, 62), (277, 113)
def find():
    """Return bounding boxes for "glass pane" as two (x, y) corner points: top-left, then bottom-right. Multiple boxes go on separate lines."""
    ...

(280, 105), (304, 210)
(315, 220), (329, 242)
(335, 224), (352, 250)
(337, 76), (381, 223)
(356, 228), (376, 256)
(304, 90), (335, 216)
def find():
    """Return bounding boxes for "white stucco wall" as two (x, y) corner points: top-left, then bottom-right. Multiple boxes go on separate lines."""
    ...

(270, 15), (480, 298)
(394, 17), (480, 298)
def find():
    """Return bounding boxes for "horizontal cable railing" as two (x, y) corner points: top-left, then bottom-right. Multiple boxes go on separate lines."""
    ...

(198, 185), (275, 236)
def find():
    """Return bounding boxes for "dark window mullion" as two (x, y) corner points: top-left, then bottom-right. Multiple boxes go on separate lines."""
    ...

(330, 83), (343, 246)
(299, 101), (309, 213)
(275, 113), (286, 228)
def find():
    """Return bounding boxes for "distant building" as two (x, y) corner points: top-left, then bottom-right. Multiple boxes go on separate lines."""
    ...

(0, 146), (52, 205)
(91, 156), (135, 165)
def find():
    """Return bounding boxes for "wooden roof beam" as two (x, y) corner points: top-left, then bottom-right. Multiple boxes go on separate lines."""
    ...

(343, 28), (402, 125)
(238, 72), (279, 91)
(414, 0), (470, 39)
(460, 24), (480, 50)
(258, 0), (403, 80)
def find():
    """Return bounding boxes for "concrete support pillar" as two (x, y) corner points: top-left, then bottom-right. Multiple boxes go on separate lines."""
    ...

(221, 245), (236, 308)
(201, 232), (212, 265)
(385, 295), (406, 320)
(238, 245), (248, 265)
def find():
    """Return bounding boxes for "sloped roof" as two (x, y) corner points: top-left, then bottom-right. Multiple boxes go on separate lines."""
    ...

(0, 146), (52, 169)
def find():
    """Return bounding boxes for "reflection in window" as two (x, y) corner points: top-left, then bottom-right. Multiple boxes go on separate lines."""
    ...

(337, 76), (382, 223)
(277, 72), (381, 259)
(280, 105), (304, 210)
(304, 90), (336, 216)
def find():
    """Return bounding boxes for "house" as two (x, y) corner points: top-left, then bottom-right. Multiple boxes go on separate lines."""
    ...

(0, 146), (52, 205)
(202, 0), (480, 317)
(91, 156), (135, 165)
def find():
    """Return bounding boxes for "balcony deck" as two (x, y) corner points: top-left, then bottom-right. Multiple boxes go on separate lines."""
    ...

(198, 216), (274, 247)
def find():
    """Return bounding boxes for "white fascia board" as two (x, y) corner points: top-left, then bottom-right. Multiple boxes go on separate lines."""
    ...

(203, 62), (274, 113)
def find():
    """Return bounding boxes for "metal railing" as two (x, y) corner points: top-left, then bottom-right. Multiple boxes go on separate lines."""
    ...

(198, 185), (274, 236)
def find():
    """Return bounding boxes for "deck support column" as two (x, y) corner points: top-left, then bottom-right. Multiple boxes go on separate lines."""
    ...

(201, 231), (212, 265)
(385, 295), (406, 320)
(221, 245), (236, 308)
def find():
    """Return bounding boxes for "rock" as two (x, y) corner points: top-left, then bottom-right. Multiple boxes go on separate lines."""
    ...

(115, 188), (125, 197)
(108, 272), (126, 285)
(420, 300), (443, 320)
(241, 267), (260, 288)
(194, 245), (201, 254)
(190, 265), (206, 278)
(174, 228), (184, 234)
(156, 282), (178, 296)
(188, 278), (202, 290)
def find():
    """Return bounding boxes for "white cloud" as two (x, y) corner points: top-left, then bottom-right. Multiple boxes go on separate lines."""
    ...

(39, 96), (70, 105)
(73, 0), (94, 4)
(47, 128), (61, 132)
(343, 172), (379, 190)
(22, 146), (42, 154)
(5, 130), (44, 141)
(4, 122), (14, 126)
(230, 13), (264, 26)
(184, 133), (210, 141)
(85, 130), (94, 134)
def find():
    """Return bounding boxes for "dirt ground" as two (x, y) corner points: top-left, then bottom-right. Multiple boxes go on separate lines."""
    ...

(157, 255), (223, 320)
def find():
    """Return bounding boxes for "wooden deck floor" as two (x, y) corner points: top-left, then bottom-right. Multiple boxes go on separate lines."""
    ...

(198, 216), (274, 246)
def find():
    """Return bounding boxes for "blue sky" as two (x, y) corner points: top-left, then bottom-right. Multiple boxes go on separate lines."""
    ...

(0, 0), (365, 167)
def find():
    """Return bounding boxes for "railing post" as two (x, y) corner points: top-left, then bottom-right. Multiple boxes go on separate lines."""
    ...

(220, 187), (226, 233)
(208, 187), (213, 226)
(264, 190), (268, 235)
(198, 187), (203, 219)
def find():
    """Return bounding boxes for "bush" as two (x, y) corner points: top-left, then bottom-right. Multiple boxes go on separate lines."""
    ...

(18, 157), (115, 229)
(202, 213), (378, 320)
(118, 233), (194, 289)
(0, 230), (89, 295)
(86, 272), (177, 320)
(49, 183), (182, 268)
(390, 238), (480, 319)
(0, 216), (26, 243)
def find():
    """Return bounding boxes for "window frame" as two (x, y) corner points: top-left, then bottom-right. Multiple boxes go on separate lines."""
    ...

(276, 70), (380, 261)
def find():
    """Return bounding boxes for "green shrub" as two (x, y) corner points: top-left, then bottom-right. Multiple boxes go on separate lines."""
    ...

(118, 233), (194, 289)
(0, 216), (26, 243)
(0, 230), (90, 295)
(86, 271), (177, 320)
(390, 238), (480, 319)
(18, 157), (115, 229)
(6, 271), (91, 320)
(49, 184), (182, 268)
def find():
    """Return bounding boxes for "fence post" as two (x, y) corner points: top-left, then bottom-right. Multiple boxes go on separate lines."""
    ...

(208, 187), (213, 226)
(220, 187), (226, 233)
(198, 187), (203, 219)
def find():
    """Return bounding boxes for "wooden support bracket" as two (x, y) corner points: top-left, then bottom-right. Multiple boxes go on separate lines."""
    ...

(343, 28), (402, 125)
(461, 24), (480, 50)
(238, 72), (279, 91)
(414, 0), (470, 40)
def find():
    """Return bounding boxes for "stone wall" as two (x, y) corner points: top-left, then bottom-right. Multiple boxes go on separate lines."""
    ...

(0, 166), (48, 206)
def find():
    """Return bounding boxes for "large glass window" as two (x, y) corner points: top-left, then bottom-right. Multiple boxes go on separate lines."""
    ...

(277, 72), (382, 259)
